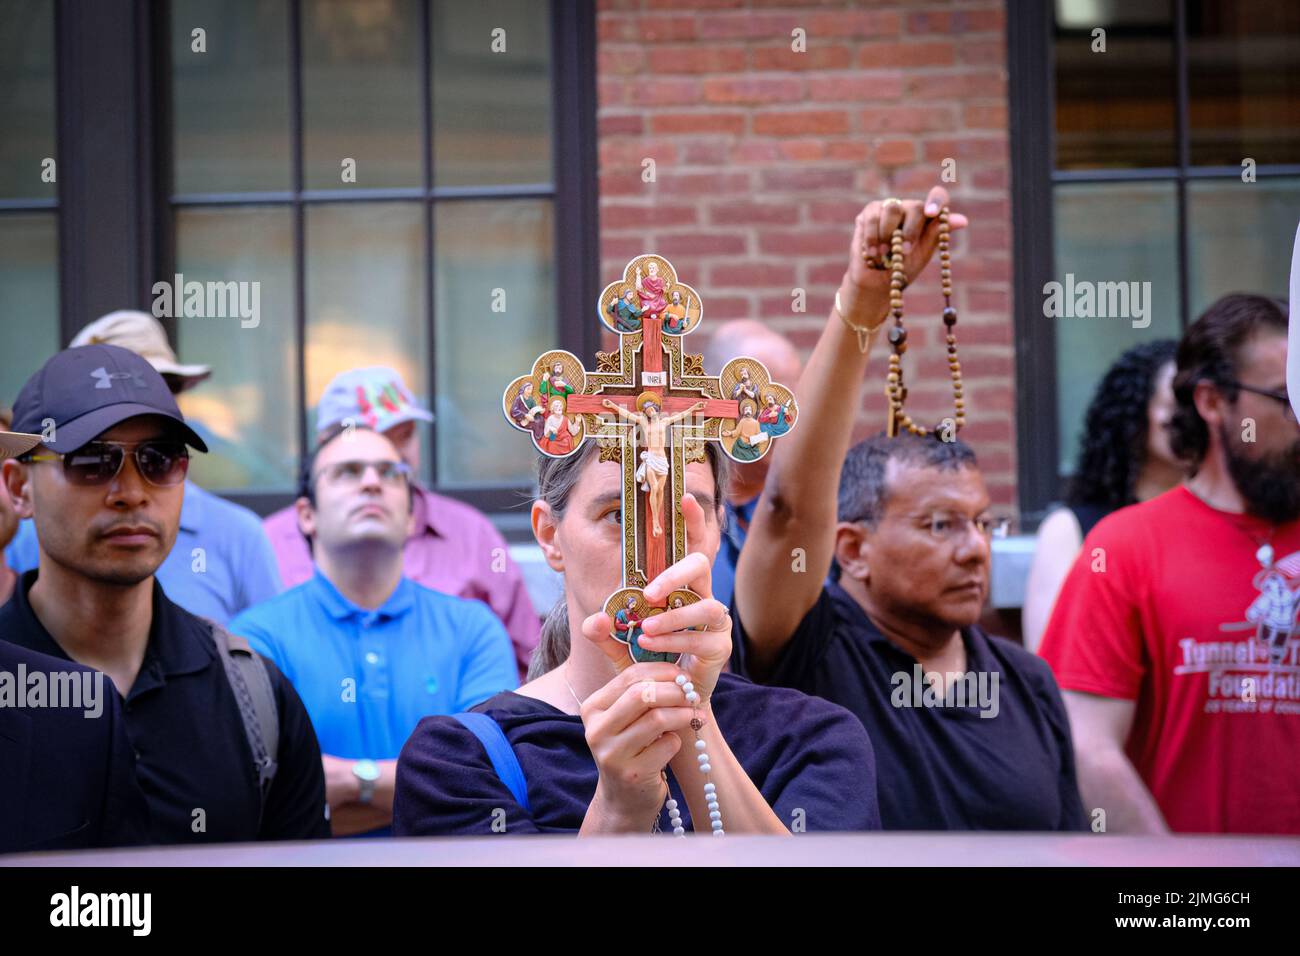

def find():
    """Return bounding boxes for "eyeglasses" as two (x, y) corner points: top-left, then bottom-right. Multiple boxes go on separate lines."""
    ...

(885, 511), (1011, 541)
(1221, 380), (1296, 422)
(23, 440), (190, 487)
(314, 459), (411, 487)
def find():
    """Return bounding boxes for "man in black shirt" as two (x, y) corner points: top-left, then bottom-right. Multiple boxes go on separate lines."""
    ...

(3, 408), (151, 854)
(1, 344), (328, 844)
(1, 639), (151, 853)
(733, 190), (1086, 830)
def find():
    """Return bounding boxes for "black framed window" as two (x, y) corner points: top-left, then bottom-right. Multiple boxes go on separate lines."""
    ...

(0, 0), (60, 409)
(1010, 0), (1300, 523)
(156, 0), (597, 516)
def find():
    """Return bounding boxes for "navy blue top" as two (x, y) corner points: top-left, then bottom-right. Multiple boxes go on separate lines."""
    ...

(393, 672), (881, 835)
(0, 640), (151, 853)
(0, 571), (330, 844)
(732, 579), (1088, 831)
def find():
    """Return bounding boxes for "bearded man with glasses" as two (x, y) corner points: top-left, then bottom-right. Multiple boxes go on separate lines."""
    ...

(0, 344), (329, 845)
(229, 424), (517, 837)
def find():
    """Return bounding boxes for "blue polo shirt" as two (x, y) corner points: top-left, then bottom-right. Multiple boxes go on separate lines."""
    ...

(5, 480), (282, 625)
(229, 571), (518, 762)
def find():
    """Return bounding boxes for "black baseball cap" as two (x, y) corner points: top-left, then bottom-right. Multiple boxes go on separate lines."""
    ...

(10, 344), (209, 454)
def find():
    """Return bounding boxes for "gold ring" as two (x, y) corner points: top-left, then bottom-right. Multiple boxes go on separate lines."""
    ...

(882, 197), (902, 207)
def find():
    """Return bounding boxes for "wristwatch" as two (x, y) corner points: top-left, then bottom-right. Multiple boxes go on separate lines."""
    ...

(352, 759), (380, 805)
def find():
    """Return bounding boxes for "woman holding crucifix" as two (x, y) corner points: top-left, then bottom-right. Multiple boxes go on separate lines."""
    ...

(392, 196), (938, 837)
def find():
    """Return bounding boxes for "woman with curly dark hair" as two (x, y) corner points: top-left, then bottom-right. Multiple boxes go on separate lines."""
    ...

(1023, 340), (1182, 652)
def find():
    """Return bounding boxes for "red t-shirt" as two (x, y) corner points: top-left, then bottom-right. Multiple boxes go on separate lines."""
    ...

(1040, 486), (1300, 834)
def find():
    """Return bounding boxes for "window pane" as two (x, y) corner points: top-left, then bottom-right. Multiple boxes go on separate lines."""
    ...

(434, 199), (554, 486)
(1054, 0), (1176, 169)
(302, 0), (423, 190)
(1187, 0), (1300, 166)
(432, 0), (553, 187)
(171, 0), (291, 193)
(1187, 178), (1300, 317)
(174, 206), (297, 491)
(0, 213), (59, 407)
(304, 202), (428, 476)
(0, 0), (56, 200)
(1052, 182), (1181, 476)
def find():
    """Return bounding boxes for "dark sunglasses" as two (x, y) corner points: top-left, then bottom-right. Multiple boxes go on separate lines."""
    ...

(23, 439), (190, 487)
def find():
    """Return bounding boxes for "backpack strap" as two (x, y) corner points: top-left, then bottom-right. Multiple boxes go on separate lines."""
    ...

(209, 622), (280, 810)
(451, 712), (530, 812)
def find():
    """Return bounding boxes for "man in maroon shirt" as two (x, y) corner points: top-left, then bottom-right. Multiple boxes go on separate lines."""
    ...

(263, 367), (540, 679)
(1041, 294), (1300, 834)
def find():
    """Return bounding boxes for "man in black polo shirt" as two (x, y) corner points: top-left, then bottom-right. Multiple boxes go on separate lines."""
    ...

(0, 344), (328, 844)
(1, 425), (150, 853)
(732, 190), (1085, 830)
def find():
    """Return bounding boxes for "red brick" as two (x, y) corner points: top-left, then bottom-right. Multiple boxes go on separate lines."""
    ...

(955, 6), (1006, 34)
(629, 77), (704, 106)
(598, 15), (637, 43)
(697, 13), (800, 40)
(703, 76), (804, 105)
(808, 198), (870, 224)
(664, 45), (749, 73)
(778, 140), (827, 161)
(600, 139), (680, 168)
(806, 72), (905, 101)
(972, 167), (1008, 190)
(600, 114), (645, 139)
(709, 262), (798, 288)
(657, 231), (748, 255)
(709, 201), (802, 225)
(905, 71), (1005, 100)
(729, 140), (781, 163)
(602, 203), (700, 229)
(751, 43), (853, 72)
(651, 112), (747, 135)
(857, 40), (956, 68)
(753, 110), (849, 136)
(757, 229), (848, 256)
(645, 0), (744, 9)
(630, 14), (698, 42)
(825, 141), (873, 162)
(703, 295), (757, 320)
(860, 104), (956, 133)
(959, 38), (1004, 65)
(655, 170), (752, 195)
(598, 171), (646, 197)
(874, 138), (917, 165)
(906, 11), (955, 34)
(808, 260), (850, 285)
(958, 420), (1012, 445)
(966, 287), (1012, 314)
(760, 167), (858, 192)
(949, 321), (1012, 346)
(681, 139), (733, 165)
(806, 10), (902, 38)
(922, 137), (1008, 163)
(598, 46), (646, 75)
(602, 235), (647, 261)
(964, 102), (1008, 129)
(598, 79), (628, 108)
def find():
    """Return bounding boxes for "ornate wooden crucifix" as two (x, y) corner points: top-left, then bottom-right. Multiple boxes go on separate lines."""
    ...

(503, 254), (799, 664)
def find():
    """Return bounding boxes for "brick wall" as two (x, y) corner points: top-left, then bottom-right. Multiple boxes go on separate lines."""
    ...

(595, 0), (1017, 509)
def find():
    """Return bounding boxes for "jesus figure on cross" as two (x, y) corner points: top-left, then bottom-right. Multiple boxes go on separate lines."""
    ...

(603, 393), (707, 537)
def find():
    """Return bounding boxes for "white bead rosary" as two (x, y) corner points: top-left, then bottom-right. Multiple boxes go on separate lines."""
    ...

(667, 673), (723, 837)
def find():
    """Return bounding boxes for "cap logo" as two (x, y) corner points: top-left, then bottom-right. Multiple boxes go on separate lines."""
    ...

(90, 367), (147, 390)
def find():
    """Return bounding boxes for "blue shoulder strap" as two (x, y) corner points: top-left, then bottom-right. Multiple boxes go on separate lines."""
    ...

(451, 712), (531, 813)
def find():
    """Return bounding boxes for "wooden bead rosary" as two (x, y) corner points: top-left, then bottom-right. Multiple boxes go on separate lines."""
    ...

(875, 206), (965, 438)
